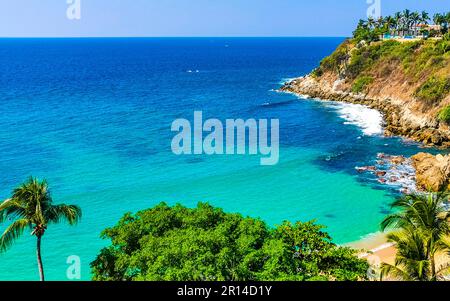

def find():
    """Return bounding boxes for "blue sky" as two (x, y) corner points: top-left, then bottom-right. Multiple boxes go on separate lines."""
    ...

(1, 0), (448, 37)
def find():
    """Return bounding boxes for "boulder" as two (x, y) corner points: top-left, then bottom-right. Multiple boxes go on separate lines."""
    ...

(376, 171), (387, 177)
(411, 152), (450, 192)
(390, 155), (406, 165)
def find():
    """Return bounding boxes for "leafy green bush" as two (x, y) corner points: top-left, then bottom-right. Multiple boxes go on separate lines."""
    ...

(313, 37), (448, 82)
(345, 40), (415, 79)
(353, 26), (380, 44)
(345, 51), (368, 79)
(91, 203), (369, 281)
(352, 76), (374, 93)
(415, 76), (450, 104)
(311, 67), (323, 78)
(436, 40), (450, 54)
(400, 40), (447, 77)
(314, 41), (351, 76)
(438, 105), (450, 123)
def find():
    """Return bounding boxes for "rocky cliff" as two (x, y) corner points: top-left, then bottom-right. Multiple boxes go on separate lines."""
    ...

(281, 38), (450, 147)
(412, 152), (450, 192)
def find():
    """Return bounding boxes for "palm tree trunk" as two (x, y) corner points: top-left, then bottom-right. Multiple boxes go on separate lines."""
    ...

(36, 235), (45, 281)
(431, 255), (436, 279)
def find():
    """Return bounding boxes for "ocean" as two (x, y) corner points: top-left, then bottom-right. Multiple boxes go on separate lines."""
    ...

(0, 38), (431, 280)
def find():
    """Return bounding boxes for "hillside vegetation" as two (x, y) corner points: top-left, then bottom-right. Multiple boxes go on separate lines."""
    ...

(313, 37), (450, 111)
(311, 10), (450, 124)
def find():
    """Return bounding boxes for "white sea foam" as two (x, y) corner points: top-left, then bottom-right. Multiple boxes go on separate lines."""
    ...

(331, 102), (383, 136)
(279, 77), (298, 85)
(382, 158), (417, 194)
(277, 84), (383, 136)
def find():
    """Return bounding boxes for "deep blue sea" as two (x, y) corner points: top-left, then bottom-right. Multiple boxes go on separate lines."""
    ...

(0, 38), (432, 280)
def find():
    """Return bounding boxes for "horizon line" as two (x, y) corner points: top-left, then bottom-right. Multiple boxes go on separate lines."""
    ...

(0, 36), (349, 39)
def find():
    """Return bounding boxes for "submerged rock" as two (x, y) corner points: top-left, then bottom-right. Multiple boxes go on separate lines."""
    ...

(356, 153), (417, 194)
(376, 171), (387, 177)
(355, 166), (377, 172)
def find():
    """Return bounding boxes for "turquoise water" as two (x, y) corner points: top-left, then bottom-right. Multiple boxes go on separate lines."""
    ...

(0, 38), (429, 280)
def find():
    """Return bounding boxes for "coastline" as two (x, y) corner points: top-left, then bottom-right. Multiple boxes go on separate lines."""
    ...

(283, 74), (450, 269)
(347, 231), (450, 277)
(280, 76), (416, 264)
(281, 75), (450, 148)
(281, 77), (401, 265)
(345, 232), (396, 265)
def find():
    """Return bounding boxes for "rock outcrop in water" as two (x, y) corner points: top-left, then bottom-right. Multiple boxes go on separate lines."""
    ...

(411, 152), (450, 192)
(282, 38), (450, 192)
(355, 153), (417, 194)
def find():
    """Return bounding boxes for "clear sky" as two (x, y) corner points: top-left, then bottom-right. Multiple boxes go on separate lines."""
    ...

(1, 0), (448, 37)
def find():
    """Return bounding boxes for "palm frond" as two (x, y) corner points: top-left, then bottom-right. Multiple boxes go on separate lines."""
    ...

(380, 191), (450, 281)
(0, 198), (27, 223)
(437, 235), (450, 256)
(381, 213), (412, 231)
(380, 263), (412, 281)
(46, 204), (82, 225)
(0, 219), (30, 252)
(436, 262), (450, 276)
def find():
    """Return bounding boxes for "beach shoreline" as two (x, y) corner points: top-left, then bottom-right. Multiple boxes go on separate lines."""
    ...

(347, 231), (450, 279)
(345, 232), (397, 265)
(280, 79), (401, 265)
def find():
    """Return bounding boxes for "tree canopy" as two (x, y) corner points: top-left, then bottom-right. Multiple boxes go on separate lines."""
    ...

(380, 193), (450, 281)
(91, 202), (368, 281)
(353, 10), (450, 43)
(0, 177), (82, 281)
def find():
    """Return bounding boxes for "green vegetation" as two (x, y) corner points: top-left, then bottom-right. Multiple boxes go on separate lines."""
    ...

(313, 11), (450, 113)
(352, 76), (374, 93)
(415, 77), (450, 105)
(91, 202), (369, 281)
(381, 193), (450, 281)
(353, 10), (450, 43)
(434, 13), (450, 35)
(0, 177), (82, 281)
(438, 105), (450, 123)
(347, 40), (424, 79)
(316, 38), (442, 80)
(313, 41), (351, 77)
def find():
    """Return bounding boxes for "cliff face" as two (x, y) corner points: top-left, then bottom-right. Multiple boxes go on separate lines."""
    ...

(412, 152), (450, 191)
(282, 39), (450, 147)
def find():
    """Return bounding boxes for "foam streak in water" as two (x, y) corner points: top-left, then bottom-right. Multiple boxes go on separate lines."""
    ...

(332, 102), (383, 136)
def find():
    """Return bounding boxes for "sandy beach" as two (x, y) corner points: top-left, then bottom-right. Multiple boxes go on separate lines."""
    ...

(346, 232), (397, 265)
(348, 232), (450, 280)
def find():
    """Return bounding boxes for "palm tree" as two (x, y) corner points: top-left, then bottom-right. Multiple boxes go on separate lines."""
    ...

(432, 13), (445, 36)
(433, 13), (443, 25)
(357, 19), (368, 30)
(384, 16), (395, 30)
(367, 16), (376, 30)
(0, 177), (81, 281)
(376, 16), (384, 29)
(380, 226), (431, 281)
(381, 193), (450, 280)
(394, 12), (403, 36)
(420, 11), (430, 25)
(446, 12), (450, 34)
(411, 12), (420, 36)
(402, 9), (412, 35)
